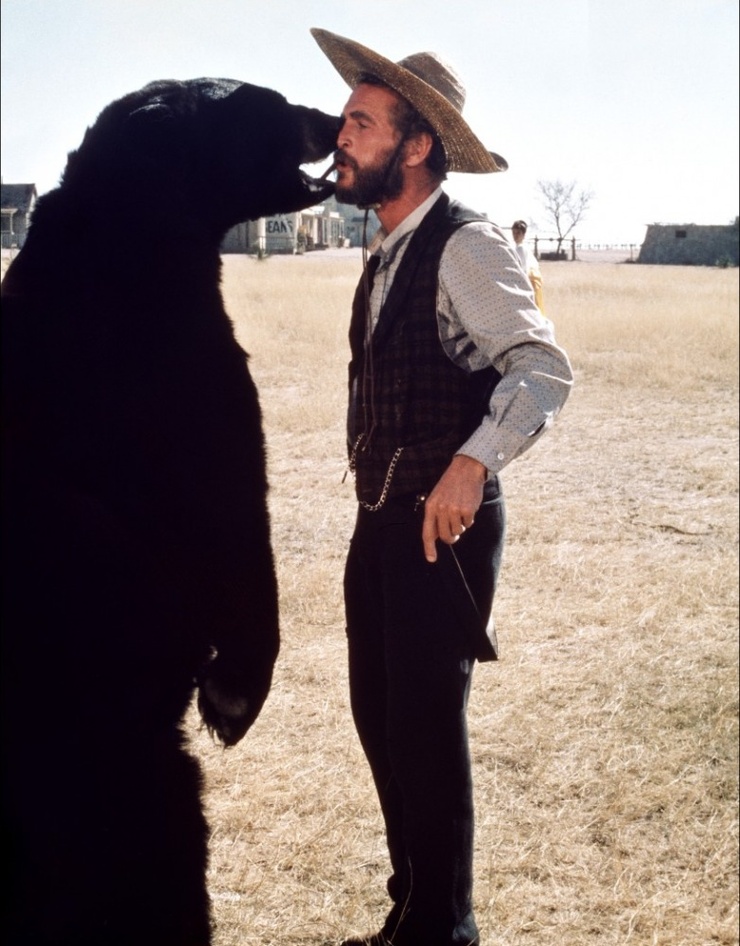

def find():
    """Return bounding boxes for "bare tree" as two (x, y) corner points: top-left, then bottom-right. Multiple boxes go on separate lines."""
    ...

(536, 179), (594, 255)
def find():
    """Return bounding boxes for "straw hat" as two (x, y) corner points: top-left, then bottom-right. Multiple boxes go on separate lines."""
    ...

(311, 28), (507, 174)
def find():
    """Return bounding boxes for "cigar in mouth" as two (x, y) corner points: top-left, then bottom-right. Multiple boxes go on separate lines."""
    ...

(318, 161), (337, 181)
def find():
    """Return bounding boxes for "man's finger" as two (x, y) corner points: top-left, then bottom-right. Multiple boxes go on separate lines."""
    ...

(422, 509), (439, 563)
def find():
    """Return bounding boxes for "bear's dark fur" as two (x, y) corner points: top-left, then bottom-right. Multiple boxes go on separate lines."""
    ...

(1, 78), (338, 945)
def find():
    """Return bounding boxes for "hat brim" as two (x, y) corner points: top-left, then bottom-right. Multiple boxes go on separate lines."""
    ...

(311, 28), (506, 174)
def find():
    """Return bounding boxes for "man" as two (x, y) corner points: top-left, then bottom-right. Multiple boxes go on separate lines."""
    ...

(511, 219), (545, 312)
(310, 29), (573, 946)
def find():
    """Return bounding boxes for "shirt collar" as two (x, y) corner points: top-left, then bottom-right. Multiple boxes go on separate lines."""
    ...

(368, 186), (444, 261)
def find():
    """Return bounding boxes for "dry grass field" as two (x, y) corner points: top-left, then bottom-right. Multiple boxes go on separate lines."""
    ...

(188, 254), (738, 946)
(4, 250), (736, 944)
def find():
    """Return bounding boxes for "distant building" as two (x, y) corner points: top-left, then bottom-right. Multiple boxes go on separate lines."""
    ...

(1, 183), (38, 249)
(320, 194), (381, 248)
(1, 181), (368, 256)
(637, 221), (739, 266)
(221, 202), (346, 255)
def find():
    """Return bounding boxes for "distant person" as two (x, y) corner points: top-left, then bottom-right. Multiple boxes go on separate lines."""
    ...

(511, 220), (545, 312)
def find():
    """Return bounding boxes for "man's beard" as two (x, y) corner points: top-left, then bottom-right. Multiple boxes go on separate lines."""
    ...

(334, 145), (404, 207)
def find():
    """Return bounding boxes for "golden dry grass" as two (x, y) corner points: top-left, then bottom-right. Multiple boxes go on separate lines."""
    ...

(188, 254), (739, 946)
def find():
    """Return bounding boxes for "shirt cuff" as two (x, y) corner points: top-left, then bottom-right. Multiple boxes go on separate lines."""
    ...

(456, 425), (531, 476)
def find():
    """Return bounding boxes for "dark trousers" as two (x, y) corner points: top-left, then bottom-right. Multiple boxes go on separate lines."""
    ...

(344, 482), (505, 946)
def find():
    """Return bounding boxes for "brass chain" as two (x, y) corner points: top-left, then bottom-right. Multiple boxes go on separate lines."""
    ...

(347, 436), (404, 512)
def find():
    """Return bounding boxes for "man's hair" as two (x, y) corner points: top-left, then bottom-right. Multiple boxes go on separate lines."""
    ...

(357, 73), (448, 179)
(512, 220), (528, 232)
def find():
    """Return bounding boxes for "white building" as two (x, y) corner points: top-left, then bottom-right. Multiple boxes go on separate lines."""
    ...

(221, 203), (346, 255)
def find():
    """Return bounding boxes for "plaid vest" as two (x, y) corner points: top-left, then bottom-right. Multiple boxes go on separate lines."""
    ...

(348, 194), (501, 508)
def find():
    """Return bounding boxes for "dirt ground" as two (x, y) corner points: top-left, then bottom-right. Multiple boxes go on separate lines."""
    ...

(195, 257), (739, 946)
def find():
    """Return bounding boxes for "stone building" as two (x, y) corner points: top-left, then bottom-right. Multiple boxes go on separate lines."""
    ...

(637, 221), (738, 266)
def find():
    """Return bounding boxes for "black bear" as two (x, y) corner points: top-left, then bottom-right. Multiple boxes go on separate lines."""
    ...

(1, 78), (338, 945)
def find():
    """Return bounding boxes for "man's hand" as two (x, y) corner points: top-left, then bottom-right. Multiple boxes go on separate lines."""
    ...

(421, 454), (488, 563)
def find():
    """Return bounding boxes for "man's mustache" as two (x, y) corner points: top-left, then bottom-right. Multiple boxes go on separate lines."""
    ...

(333, 149), (358, 171)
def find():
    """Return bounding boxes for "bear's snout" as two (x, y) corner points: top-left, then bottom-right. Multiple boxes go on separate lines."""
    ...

(297, 106), (343, 164)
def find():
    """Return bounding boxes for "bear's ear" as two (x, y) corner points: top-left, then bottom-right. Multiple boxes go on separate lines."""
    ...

(122, 102), (182, 169)
(126, 102), (175, 131)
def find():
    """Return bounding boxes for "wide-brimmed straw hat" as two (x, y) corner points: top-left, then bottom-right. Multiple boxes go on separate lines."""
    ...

(311, 28), (507, 174)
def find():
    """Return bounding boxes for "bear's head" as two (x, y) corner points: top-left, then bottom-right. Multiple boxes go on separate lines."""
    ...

(60, 78), (340, 239)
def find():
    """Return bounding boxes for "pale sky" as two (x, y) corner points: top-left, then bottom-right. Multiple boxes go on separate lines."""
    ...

(2, 0), (738, 245)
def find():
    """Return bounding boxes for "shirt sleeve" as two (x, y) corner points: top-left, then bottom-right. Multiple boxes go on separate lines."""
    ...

(438, 221), (573, 475)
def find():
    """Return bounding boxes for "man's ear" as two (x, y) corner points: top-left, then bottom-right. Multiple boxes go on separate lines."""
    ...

(403, 130), (434, 168)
